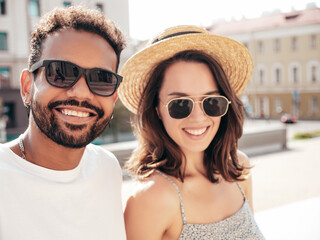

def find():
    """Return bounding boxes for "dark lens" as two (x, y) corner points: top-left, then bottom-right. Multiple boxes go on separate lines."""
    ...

(168, 98), (193, 119)
(203, 97), (228, 117)
(86, 69), (118, 96)
(46, 61), (79, 87)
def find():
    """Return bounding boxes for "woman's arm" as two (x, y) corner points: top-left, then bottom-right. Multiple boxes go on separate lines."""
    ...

(124, 178), (179, 240)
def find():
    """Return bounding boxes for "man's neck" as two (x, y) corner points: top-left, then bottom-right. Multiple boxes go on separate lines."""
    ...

(19, 127), (86, 171)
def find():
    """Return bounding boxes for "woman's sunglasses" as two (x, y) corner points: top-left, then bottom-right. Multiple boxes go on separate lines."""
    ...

(29, 59), (123, 97)
(163, 95), (231, 119)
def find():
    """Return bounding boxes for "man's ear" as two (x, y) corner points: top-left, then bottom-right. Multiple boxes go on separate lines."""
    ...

(113, 91), (118, 104)
(20, 69), (33, 106)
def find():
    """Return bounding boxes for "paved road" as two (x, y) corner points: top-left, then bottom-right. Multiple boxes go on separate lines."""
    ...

(252, 137), (320, 239)
(252, 137), (320, 211)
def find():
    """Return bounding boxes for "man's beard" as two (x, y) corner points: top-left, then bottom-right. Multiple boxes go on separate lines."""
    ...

(31, 98), (112, 148)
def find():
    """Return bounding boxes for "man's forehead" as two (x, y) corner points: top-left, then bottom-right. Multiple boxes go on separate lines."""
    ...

(40, 29), (117, 71)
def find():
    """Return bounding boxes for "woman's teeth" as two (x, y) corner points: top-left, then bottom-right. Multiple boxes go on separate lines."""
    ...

(184, 127), (207, 136)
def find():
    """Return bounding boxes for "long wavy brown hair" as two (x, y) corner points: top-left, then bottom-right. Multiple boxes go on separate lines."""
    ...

(126, 50), (247, 183)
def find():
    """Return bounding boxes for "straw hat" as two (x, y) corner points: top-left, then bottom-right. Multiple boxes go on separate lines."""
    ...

(118, 25), (253, 114)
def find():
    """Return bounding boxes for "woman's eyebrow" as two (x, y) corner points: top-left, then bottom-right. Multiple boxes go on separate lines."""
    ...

(167, 92), (188, 97)
(167, 90), (220, 97)
(205, 90), (220, 95)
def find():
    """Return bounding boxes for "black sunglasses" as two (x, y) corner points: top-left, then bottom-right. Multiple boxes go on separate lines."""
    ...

(163, 95), (231, 119)
(29, 60), (123, 97)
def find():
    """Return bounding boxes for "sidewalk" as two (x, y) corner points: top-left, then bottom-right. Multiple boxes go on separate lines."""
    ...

(252, 137), (320, 211)
(122, 136), (320, 239)
(255, 196), (320, 240)
(251, 137), (320, 239)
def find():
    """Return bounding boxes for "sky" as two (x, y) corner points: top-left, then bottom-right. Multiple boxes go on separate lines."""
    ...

(128, 0), (320, 40)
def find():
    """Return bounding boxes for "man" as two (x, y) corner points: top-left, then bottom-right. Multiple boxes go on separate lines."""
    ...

(0, 6), (126, 239)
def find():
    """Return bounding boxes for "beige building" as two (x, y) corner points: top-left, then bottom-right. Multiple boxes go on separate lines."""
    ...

(0, 0), (130, 139)
(209, 7), (320, 120)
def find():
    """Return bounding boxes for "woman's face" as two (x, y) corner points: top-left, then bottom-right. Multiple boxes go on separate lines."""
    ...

(157, 60), (222, 156)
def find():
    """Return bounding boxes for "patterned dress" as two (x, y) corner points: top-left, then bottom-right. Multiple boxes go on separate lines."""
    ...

(156, 170), (265, 240)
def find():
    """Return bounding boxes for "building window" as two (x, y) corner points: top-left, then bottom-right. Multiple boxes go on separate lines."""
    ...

(310, 35), (316, 49)
(275, 98), (283, 114)
(274, 38), (280, 52)
(63, 1), (72, 7)
(96, 3), (103, 12)
(0, 0), (6, 15)
(259, 69), (265, 84)
(258, 41), (263, 53)
(273, 63), (283, 84)
(256, 97), (269, 118)
(275, 68), (281, 83)
(29, 0), (40, 17)
(0, 32), (8, 51)
(257, 64), (267, 85)
(291, 37), (297, 50)
(312, 66), (317, 83)
(293, 67), (298, 83)
(0, 67), (10, 88)
(290, 62), (301, 84)
(310, 97), (318, 115)
(307, 61), (319, 83)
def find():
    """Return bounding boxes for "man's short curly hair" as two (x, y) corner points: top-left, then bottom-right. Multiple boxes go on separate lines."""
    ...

(28, 6), (126, 71)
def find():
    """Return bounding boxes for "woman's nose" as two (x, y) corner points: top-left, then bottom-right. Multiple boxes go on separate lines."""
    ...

(188, 100), (207, 120)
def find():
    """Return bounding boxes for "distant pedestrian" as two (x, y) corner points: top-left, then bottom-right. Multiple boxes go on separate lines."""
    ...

(119, 25), (265, 239)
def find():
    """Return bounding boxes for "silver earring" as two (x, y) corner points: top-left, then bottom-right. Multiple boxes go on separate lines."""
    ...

(23, 96), (31, 107)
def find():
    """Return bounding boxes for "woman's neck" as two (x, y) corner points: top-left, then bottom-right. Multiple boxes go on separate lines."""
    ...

(182, 150), (207, 177)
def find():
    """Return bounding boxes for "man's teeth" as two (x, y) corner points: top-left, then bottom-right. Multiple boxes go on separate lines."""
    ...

(61, 109), (90, 117)
(185, 127), (207, 136)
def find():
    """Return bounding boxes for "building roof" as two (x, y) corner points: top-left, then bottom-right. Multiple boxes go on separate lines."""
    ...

(208, 7), (320, 35)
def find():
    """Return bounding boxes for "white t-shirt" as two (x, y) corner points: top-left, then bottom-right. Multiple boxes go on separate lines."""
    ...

(0, 143), (126, 240)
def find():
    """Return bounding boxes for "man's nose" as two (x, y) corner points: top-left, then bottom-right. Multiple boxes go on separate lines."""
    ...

(66, 74), (94, 100)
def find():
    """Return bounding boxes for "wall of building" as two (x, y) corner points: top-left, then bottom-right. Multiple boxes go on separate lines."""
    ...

(214, 10), (320, 120)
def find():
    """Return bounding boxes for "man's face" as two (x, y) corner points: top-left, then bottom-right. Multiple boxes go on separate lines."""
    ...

(30, 29), (118, 148)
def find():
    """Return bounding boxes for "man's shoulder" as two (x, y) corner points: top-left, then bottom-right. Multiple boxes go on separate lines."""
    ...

(86, 143), (115, 156)
(0, 143), (12, 157)
(85, 143), (119, 165)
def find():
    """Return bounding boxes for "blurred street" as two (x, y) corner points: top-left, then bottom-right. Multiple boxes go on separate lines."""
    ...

(243, 119), (320, 140)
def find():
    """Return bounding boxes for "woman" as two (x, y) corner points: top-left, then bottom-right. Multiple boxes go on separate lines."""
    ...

(118, 25), (265, 240)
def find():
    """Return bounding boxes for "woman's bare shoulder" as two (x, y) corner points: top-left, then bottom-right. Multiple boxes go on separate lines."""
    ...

(127, 173), (180, 209)
(237, 149), (251, 168)
(124, 172), (182, 239)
